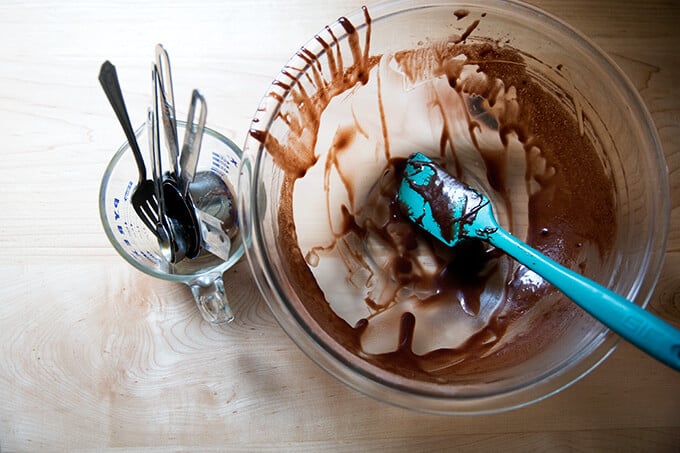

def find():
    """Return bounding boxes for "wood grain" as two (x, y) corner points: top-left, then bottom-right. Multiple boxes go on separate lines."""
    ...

(0, 0), (678, 451)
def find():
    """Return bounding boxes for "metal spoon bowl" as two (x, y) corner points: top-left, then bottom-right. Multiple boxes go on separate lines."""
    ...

(163, 178), (201, 259)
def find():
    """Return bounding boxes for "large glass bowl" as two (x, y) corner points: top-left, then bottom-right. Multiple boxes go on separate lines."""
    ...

(238, 0), (669, 414)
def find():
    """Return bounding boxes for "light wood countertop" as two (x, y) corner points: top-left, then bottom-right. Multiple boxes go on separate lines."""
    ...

(0, 0), (678, 450)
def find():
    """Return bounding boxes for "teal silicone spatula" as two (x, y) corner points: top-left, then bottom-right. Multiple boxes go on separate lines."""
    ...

(397, 152), (680, 371)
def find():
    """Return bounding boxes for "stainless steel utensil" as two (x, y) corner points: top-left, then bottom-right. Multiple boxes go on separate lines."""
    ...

(98, 60), (159, 238)
(190, 171), (238, 239)
(179, 89), (208, 197)
(191, 171), (238, 261)
(155, 44), (180, 176)
(154, 45), (202, 260)
(195, 209), (232, 261)
(176, 89), (233, 261)
(163, 177), (201, 259)
(151, 66), (186, 264)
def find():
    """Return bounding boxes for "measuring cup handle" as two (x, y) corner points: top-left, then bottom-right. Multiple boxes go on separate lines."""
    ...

(189, 274), (234, 324)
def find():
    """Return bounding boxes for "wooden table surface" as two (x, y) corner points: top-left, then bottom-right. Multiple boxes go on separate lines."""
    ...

(1, 0), (678, 451)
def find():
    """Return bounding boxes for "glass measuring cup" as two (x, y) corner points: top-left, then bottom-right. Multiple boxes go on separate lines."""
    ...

(100, 121), (244, 324)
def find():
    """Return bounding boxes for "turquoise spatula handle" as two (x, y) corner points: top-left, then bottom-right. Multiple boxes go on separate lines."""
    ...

(482, 216), (680, 371)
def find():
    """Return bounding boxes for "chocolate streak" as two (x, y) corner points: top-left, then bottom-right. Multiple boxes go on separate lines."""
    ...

(249, 9), (616, 383)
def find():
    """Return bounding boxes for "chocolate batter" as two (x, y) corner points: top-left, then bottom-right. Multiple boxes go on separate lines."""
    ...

(249, 8), (616, 383)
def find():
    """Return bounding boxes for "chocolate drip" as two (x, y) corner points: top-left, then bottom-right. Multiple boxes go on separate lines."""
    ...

(454, 9), (469, 20)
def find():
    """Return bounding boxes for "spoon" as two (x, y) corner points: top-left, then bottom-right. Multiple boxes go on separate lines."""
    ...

(154, 45), (202, 259)
(179, 89), (207, 197)
(397, 152), (680, 371)
(189, 171), (238, 261)
(155, 44), (180, 177)
(190, 171), (238, 239)
(163, 177), (201, 259)
(150, 67), (186, 264)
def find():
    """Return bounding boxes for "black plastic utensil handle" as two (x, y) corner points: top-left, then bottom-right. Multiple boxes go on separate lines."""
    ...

(98, 60), (146, 181)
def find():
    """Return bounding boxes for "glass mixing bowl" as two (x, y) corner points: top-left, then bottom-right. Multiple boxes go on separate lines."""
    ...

(238, 0), (669, 414)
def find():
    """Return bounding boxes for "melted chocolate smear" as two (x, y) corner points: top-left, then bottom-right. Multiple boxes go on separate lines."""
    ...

(256, 10), (616, 383)
(433, 240), (501, 316)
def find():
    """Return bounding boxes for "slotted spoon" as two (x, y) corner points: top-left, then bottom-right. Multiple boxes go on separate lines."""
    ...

(99, 60), (159, 238)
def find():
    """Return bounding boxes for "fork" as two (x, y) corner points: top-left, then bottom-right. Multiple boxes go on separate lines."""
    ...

(99, 61), (160, 238)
